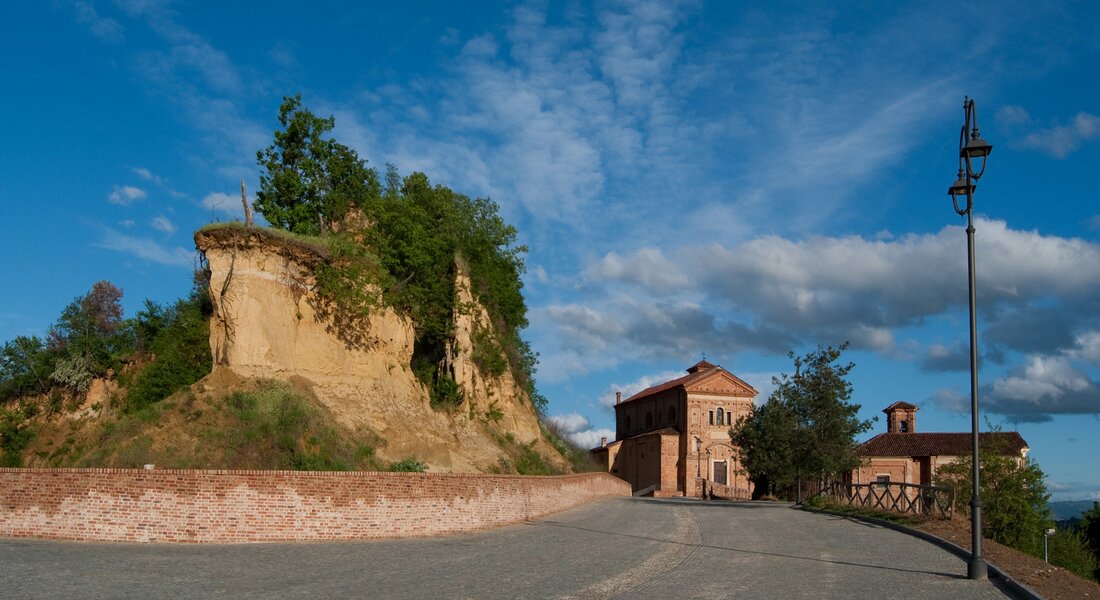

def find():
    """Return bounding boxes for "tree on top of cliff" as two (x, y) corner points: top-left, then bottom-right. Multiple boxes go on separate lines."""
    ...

(254, 94), (381, 235)
(253, 96), (542, 413)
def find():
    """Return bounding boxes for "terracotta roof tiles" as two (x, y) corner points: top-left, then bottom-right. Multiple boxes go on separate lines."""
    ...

(858, 432), (1028, 458)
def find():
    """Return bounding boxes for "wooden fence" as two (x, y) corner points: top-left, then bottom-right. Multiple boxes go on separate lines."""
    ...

(824, 481), (955, 519)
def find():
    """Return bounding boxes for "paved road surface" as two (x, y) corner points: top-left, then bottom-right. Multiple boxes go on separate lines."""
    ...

(1, 497), (1016, 599)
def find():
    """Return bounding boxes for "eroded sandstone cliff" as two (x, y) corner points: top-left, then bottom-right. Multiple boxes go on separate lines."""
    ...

(194, 226), (553, 473)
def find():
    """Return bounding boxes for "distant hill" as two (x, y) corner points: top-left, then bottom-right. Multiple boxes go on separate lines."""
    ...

(1050, 500), (1098, 521)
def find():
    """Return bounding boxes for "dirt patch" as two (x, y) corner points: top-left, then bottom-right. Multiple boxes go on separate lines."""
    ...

(918, 518), (1100, 600)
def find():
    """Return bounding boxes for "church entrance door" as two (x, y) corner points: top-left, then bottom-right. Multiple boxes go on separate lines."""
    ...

(713, 461), (727, 485)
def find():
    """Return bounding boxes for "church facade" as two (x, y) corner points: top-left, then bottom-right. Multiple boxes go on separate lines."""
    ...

(590, 360), (758, 498)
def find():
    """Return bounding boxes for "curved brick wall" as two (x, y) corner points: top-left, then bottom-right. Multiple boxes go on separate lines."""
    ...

(0, 468), (630, 543)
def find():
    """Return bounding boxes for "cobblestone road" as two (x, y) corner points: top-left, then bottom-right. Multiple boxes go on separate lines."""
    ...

(0, 497), (1017, 599)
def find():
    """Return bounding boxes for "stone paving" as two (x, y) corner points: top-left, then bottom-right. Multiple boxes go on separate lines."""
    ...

(0, 497), (1017, 599)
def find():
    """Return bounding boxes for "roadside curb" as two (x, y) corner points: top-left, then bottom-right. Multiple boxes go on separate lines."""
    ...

(799, 505), (1044, 600)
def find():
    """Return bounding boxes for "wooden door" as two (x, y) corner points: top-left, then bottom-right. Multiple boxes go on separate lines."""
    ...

(713, 461), (727, 485)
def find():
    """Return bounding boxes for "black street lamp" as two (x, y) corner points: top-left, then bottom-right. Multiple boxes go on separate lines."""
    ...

(947, 96), (992, 581)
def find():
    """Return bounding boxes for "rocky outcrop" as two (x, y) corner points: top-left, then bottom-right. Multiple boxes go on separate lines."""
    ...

(194, 227), (550, 472)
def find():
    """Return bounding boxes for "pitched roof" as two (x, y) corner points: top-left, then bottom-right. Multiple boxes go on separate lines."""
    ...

(858, 432), (1028, 458)
(883, 401), (918, 413)
(620, 362), (756, 405)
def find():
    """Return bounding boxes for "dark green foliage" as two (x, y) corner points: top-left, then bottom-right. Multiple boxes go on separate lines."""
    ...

(934, 431), (1051, 555)
(514, 442), (555, 475)
(0, 406), (35, 467)
(48, 281), (133, 389)
(254, 97), (542, 412)
(730, 396), (798, 496)
(125, 291), (213, 411)
(388, 458), (427, 472)
(731, 343), (871, 497)
(0, 335), (56, 400)
(1048, 528), (1099, 581)
(254, 94), (381, 235)
(1082, 502), (1100, 580)
(429, 374), (464, 408)
(470, 325), (507, 377)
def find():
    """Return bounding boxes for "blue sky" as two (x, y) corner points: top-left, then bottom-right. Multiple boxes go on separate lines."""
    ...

(4, 1), (1099, 500)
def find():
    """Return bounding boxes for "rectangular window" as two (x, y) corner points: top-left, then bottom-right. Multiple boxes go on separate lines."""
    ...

(875, 475), (890, 485)
(709, 411), (714, 425)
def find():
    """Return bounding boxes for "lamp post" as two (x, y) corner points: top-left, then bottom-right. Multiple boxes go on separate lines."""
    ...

(947, 96), (992, 581)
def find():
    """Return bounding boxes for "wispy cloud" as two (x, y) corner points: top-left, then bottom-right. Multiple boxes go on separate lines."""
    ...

(200, 191), (246, 219)
(108, 185), (146, 205)
(130, 166), (185, 198)
(97, 228), (193, 267)
(150, 215), (175, 235)
(1020, 112), (1100, 158)
(998, 105), (1100, 158)
(72, 1), (123, 43)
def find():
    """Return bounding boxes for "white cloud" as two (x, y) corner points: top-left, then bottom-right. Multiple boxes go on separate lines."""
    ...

(539, 218), (1100, 381)
(995, 105), (1031, 126)
(568, 427), (616, 450)
(131, 166), (185, 198)
(981, 355), (1100, 422)
(97, 228), (193, 267)
(545, 413), (590, 434)
(73, 1), (123, 43)
(201, 192), (246, 219)
(584, 248), (689, 292)
(1018, 112), (1100, 158)
(599, 369), (684, 408)
(108, 185), (146, 205)
(150, 215), (175, 235)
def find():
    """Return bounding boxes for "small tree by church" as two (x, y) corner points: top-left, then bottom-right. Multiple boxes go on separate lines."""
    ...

(731, 343), (872, 499)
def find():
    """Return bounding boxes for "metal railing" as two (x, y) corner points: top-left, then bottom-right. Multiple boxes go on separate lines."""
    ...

(824, 481), (955, 519)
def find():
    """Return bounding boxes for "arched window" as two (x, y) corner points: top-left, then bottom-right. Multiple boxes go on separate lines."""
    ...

(716, 407), (724, 426)
(645, 412), (653, 428)
(900, 420), (909, 433)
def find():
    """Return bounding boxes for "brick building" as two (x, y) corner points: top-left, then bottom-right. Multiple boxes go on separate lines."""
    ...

(590, 360), (757, 498)
(853, 402), (1029, 486)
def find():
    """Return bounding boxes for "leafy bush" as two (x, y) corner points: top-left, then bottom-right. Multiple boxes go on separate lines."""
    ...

(388, 458), (427, 472)
(0, 335), (56, 401)
(934, 431), (1051, 556)
(1049, 528), (1098, 581)
(0, 406), (35, 467)
(126, 292), (212, 411)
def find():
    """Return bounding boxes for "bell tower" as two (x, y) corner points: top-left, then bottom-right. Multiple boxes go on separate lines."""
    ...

(883, 402), (918, 433)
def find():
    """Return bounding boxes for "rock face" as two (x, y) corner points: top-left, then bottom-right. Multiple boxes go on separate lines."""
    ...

(195, 227), (549, 473)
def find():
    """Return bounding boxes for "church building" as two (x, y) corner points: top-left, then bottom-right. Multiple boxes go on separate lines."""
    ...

(590, 360), (758, 498)
(853, 401), (1029, 486)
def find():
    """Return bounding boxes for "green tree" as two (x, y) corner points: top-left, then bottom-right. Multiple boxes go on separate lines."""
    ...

(731, 343), (871, 498)
(933, 433), (1051, 555)
(1082, 501), (1100, 580)
(48, 281), (132, 389)
(730, 397), (798, 496)
(254, 94), (381, 235)
(0, 335), (56, 400)
(126, 291), (213, 411)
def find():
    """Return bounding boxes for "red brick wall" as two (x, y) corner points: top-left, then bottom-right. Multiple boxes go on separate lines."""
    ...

(0, 468), (630, 543)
